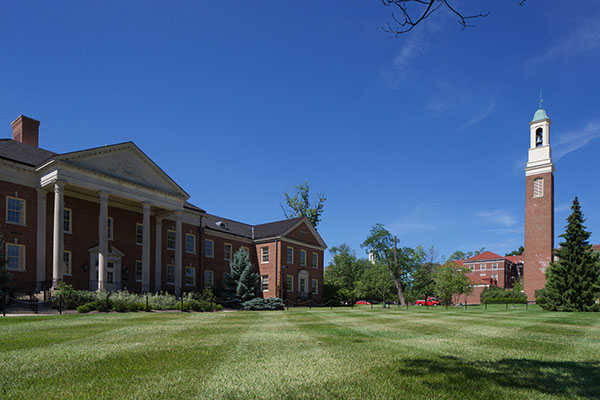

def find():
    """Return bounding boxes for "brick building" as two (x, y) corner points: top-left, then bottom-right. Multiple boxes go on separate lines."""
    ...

(455, 251), (521, 304)
(1, 115), (326, 301)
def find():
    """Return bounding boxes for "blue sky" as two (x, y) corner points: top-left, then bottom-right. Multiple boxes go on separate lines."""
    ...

(2, 1), (600, 263)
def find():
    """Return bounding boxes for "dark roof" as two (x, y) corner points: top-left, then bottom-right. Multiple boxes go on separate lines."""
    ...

(203, 214), (254, 238)
(253, 217), (303, 239)
(184, 201), (206, 213)
(203, 214), (304, 240)
(0, 139), (56, 166)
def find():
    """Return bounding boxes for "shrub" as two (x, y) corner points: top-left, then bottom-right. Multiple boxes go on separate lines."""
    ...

(483, 297), (527, 304)
(148, 292), (178, 310)
(242, 297), (284, 311)
(481, 286), (527, 304)
(175, 301), (190, 311)
(93, 299), (110, 312)
(52, 282), (97, 309)
(111, 290), (143, 312)
(216, 304), (223, 311)
(77, 302), (95, 313)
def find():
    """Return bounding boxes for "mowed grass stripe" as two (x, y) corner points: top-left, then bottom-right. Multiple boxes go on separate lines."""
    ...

(0, 312), (247, 399)
(1, 308), (599, 399)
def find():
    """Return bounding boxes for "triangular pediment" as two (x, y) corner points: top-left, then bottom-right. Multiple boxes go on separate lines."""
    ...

(54, 142), (188, 198)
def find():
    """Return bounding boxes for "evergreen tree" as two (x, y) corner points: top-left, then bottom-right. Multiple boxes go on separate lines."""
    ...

(543, 197), (600, 311)
(0, 234), (13, 297)
(225, 248), (259, 302)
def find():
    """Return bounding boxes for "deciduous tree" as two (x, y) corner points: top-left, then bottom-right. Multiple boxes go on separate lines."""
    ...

(361, 224), (424, 306)
(433, 261), (472, 305)
(281, 181), (326, 229)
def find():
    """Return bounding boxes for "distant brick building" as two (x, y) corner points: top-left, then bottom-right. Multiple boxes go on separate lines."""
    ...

(1, 115), (326, 302)
(455, 251), (521, 304)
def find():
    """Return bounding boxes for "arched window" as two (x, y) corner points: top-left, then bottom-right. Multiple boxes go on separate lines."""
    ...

(533, 178), (544, 198)
(536, 127), (543, 147)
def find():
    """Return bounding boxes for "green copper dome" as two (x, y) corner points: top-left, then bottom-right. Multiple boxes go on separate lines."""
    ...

(531, 108), (549, 123)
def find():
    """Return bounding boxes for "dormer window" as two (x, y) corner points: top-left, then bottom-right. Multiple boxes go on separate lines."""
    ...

(536, 127), (543, 147)
(215, 221), (229, 230)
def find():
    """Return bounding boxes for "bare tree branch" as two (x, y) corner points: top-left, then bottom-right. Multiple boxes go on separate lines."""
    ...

(381, 0), (524, 37)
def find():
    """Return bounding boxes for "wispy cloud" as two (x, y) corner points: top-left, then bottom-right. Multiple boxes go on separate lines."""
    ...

(553, 120), (600, 160)
(531, 18), (600, 63)
(460, 99), (496, 130)
(474, 210), (517, 228)
(388, 204), (443, 235)
(380, 33), (427, 88)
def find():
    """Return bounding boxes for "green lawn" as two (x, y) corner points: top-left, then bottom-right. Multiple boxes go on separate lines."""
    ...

(1, 305), (599, 399)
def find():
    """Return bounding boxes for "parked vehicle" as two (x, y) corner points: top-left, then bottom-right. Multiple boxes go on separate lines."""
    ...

(416, 297), (440, 306)
(355, 300), (372, 305)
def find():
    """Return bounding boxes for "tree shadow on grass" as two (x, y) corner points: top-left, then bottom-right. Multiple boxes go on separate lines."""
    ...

(389, 355), (600, 399)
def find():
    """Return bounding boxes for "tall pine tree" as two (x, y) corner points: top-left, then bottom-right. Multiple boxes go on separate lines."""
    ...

(543, 197), (600, 311)
(225, 248), (259, 302)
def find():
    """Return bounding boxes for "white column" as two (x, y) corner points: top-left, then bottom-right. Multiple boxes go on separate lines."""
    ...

(175, 212), (183, 294)
(52, 181), (64, 287)
(36, 189), (47, 291)
(154, 216), (163, 292)
(142, 202), (151, 291)
(98, 192), (109, 290)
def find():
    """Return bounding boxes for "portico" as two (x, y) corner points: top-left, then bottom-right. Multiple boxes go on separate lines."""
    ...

(34, 142), (194, 293)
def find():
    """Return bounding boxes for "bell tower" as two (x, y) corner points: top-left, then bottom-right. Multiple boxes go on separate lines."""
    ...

(523, 100), (554, 301)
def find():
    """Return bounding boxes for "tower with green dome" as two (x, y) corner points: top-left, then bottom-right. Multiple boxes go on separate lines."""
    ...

(523, 100), (555, 301)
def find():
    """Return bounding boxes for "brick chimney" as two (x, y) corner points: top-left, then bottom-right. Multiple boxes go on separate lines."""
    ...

(11, 115), (40, 147)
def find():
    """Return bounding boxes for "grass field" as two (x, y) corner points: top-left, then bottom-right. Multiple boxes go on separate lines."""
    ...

(1, 305), (599, 399)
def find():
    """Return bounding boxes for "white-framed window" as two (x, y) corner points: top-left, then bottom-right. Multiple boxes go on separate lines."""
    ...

(107, 271), (114, 284)
(185, 234), (196, 254)
(224, 243), (232, 261)
(107, 217), (114, 241)
(469, 265), (475, 271)
(205, 239), (214, 258)
(261, 275), (269, 292)
(287, 247), (294, 264)
(261, 247), (269, 263)
(533, 178), (544, 198)
(204, 270), (214, 288)
(6, 196), (25, 225)
(63, 208), (72, 233)
(136, 223), (144, 245)
(63, 250), (72, 275)
(167, 230), (176, 251)
(6, 243), (25, 271)
(492, 263), (498, 270)
(480, 273), (487, 277)
(312, 253), (318, 269)
(185, 267), (196, 287)
(480, 264), (486, 270)
(312, 279), (318, 295)
(492, 273), (498, 280)
(300, 250), (306, 267)
(135, 260), (143, 282)
(286, 275), (294, 292)
(166, 264), (175, 285)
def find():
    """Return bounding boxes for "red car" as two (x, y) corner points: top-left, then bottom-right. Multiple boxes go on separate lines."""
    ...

(416, 297), (440, 306)
(355, 300), (372, 305)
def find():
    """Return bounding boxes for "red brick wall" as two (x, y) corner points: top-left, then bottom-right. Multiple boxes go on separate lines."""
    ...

(279, 240), (323, 303)
(524, 171), (554, 300)
(202, 231), (255, 292)
(0, 181), (38, 293)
